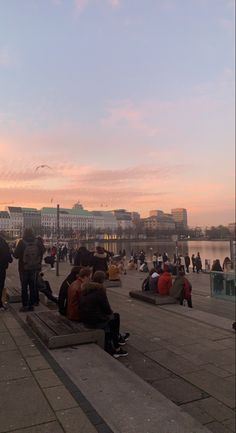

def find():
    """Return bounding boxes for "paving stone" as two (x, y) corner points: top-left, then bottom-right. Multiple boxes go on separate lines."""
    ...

(26, 354), (50, 371)
(8, 421), (65, 433)
(188, 397), (236, 422)
(203, 364), (233, 378)
(44, 384), (78, 411)
(0, 377), (55, 432)
(2, 314), (22, 329)
(14, 333), (35, 346)
(56, 407), (98, 433)
(181, 400), (214, 424)
(0, 332), (17, 352)
(221, 364), (235, 375)
(146, 349), (200, 374)
(19, 343), (40, 358)
(151, 376), (207, 405)
(182, 371), (235, 408)
(34, 369), (62, 388)
(205, 421), (233, 433)
(0, 320), (7, 333)
(0, 350), (30, 382)
(223, 417), (236, 432)
(198, 350), (235, 366)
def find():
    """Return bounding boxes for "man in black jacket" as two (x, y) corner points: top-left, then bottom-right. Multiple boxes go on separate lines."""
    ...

(0, 234), (13, 311)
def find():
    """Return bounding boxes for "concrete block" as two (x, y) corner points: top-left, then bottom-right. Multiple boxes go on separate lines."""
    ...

(129, 290), (177, 305)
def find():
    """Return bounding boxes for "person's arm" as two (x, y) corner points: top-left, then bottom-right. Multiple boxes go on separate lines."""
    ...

(13, 240), (24, 259)
(99, 290), (113, 315)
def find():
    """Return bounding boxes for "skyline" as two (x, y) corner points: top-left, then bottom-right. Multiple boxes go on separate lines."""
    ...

(0, 0), (235, 226)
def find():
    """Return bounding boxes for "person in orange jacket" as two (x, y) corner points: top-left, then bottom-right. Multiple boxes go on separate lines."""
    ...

(157, 267), (172, 295)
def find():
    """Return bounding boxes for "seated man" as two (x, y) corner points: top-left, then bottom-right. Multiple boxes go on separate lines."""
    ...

(157, 267), (172, 295)
(108, 261), (120, 281)
(79, 271), (129, 358)
(67, 268), (91, 321)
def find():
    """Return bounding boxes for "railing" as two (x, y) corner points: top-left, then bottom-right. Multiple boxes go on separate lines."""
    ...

(210, 271), (236, 302)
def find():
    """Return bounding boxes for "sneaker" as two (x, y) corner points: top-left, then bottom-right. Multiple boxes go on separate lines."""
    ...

(120, 332), (130, 341)
(19, 306), (28, 312)
(118, 336), (126, 346)
(113, 348), (128, 358)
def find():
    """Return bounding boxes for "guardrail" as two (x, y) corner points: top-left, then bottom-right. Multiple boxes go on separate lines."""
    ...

(210, 271), (235, 302)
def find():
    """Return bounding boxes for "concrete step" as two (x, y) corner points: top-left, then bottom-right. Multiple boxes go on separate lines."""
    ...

(52, 344), (211, 433)
(129, 290), (177, 305)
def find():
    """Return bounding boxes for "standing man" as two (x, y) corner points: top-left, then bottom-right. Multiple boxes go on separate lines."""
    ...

(14, 228), (44, 312)
(184, 253), (191, 273)
(0, 234), (13, 311)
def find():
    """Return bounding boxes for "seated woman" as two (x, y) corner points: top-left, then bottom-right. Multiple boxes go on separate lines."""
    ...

(58, 266), (81, 316)
(67, 268), (91, 321)
(108, 261), (120, 281)
(170, 271), (193, 308)
(78, 271), (128, 358)
(157, 267), (172, 295)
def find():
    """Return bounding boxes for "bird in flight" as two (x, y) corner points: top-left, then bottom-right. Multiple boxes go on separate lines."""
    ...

(35, 164), (52, 172)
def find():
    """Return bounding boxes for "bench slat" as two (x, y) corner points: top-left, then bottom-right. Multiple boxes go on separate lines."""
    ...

(34, 311), (75, 336)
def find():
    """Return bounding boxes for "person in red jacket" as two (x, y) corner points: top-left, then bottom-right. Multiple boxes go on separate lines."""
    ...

(157, 267), (172, 295)
(67, 268), (91, 321)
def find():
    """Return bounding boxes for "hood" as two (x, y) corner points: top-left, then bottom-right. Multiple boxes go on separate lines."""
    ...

(81, 282), (103, 295)
(94, 252), (107, 259)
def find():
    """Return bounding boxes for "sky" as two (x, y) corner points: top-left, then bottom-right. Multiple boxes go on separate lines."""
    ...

(0, 0), (235, 227)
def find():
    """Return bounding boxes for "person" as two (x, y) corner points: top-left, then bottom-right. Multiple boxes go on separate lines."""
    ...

(58, 266), (81, 316)
(74, 246), (92, 267)
(157, 253), (163, 268)
(184, 254), (190, 273)
(139, 251), (145, 265)
(69, 247), (75, 265)
(149, 269), (159, 292)
(91, 246), (108, 275)
(127, 259), (135, 270)
(152, 253), (158, 270)
(37, 273), (58, 304)
(67, 268), (91, 321)
(170, 271), (193, 307)
(133, 253), (138, 270)
(195, 253), (202, 273)
(222, 257), (234, 296)
(139, 261), (149, 272)
(14, 228), (45, 312)
(211, 259), (224, 293)
(108, 261), (120, 281)
(191, 254), (196, 272)
(163, 252), (168, 264)
(78, 271), (128, 358)
(157, 267), (172, 296)
(0, 234), (13, 311)
(223, 257), (233, 271)
(178, 255), (185, 273)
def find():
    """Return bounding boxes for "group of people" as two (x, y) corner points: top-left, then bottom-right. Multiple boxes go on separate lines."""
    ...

(211, 257), (234, 294)
(142, 265), (193, 308)
(0, 230), (129, 358)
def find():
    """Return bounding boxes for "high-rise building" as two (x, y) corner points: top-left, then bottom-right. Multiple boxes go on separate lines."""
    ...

(171, 208), (188, 229)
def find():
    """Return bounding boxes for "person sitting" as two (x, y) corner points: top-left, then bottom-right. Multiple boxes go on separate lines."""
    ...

(78, 271), (128, 358)
(127, 259), (135, 270)
(58, 266), (81, 316)
(108, 261), (120, 281)
(149, 270), (159, 292)
(157, 266), (172, 295)
(37, 273), (58, 304)
(139, 261), (149, 273)
(67, 268), (91, 321)
(170, 271), (193, 307)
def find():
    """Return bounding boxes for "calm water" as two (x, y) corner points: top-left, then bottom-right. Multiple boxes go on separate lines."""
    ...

(87, 240), (231, 268)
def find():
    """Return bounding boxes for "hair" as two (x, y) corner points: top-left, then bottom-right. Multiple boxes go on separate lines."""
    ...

(96, 246), (104, 254)
(79, 268), (91, 279)
(70, 266), (81, 278)
(149, 268), (156, 276)
(23, 228), (35, 240)
(93, 271), (106, 284)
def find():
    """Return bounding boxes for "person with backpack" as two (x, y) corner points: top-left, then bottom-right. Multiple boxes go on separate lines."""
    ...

(14, 228), (45, 312)
(0, 234), (13, 311)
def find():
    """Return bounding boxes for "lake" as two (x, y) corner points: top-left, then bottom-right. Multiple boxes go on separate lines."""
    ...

(87, 240), (231, 268)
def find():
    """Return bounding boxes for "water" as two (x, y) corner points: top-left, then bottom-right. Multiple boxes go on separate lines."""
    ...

(86, 240), (231, 268)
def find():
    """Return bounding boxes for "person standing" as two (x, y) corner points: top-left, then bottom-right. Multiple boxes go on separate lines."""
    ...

(184, 254), (190, 273)
(195, 252), (202, 273)
(191, 254), (196, 272)
(152, 252), (158, 270)
(14, 228), (44, 312)
(0, 234), (13, 311)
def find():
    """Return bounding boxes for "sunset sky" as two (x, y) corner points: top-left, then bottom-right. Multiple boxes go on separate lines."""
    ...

(0, 0), (235, 226)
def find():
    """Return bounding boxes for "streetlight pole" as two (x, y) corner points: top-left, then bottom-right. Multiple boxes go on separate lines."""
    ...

(56, 204), (60, 276)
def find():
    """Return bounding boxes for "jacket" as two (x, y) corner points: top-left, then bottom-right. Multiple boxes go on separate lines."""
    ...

(58, 272), (78, 315)
(78, 282), (113, 326)
(92, 252), (108, 274)
(74, 247), (92, 267)
(13, 235), (44, 272)
(157, 272), (172, 295)
(67, 278), (83, 321)
(0, 237), (12, 270)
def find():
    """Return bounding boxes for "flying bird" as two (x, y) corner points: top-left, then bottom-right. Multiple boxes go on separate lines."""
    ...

(35, 164), (52, 172)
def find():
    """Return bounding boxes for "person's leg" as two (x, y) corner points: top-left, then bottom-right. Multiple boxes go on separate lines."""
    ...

(0, 269), (6, 307)
(44, 281), (58, 303)
(21, 271), (29, 307)
(28, 271), (37, 308)
(187, 297), (193, 308)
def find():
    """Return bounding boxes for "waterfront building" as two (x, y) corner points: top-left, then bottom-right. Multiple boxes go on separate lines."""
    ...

(22, 207), (41, 232)
(144, 212), (175, 231)
(171, 208), (188, 229)
(112, 209), (132, 230)
(91, 211), (118, 232)
(0, 211), (10, 234)
(6, 207), (24, 237)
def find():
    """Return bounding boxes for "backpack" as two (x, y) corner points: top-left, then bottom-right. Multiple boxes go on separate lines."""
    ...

(23, 240), (41, 271)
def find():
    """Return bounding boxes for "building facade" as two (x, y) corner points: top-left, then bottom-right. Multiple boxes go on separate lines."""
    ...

(171, 208), (188, 229)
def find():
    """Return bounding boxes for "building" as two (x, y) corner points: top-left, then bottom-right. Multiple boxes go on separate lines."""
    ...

(171, 208), (188, 229)
(7, 207), (24, 237)
(22, 208), (41, 232)
(112, 209), (132, 230)
(144, 212), (175, 231)
(41, 207), (95, 237)
(0, 211), (10, 234)
(91, 211), (118, 232)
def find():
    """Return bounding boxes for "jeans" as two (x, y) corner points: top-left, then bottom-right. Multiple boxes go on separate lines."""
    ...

(0, 268), (6, 307)
(21, 270), (37, 307)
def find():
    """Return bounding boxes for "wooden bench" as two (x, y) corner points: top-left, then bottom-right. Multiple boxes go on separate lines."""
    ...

(26, 311), (105, 349)
(129, 290), (177, 305)
(6, 287), (56, 308)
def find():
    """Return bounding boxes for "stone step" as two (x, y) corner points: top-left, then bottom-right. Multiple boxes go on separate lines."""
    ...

(52, 344), (211, 433)
(129, 290), (177, 305)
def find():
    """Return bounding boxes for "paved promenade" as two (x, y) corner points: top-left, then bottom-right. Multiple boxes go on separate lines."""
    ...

(1, 260), (235, 433)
